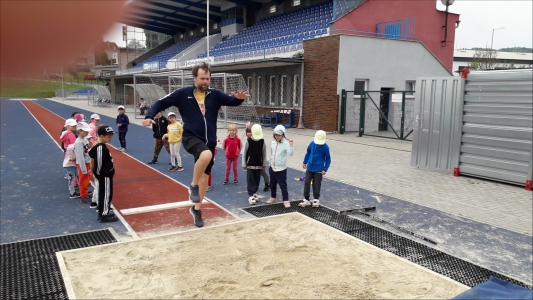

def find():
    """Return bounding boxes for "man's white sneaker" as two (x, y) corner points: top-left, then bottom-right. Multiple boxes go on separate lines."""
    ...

(312, 199), (320, 207)
(299, 199), (311, 207)
(248, 196), (257, 205)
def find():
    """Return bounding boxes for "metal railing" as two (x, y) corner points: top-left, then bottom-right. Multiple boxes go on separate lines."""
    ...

(340, 90), (415, 140)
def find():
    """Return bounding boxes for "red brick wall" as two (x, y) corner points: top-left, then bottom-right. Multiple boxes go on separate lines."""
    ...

(302, 36), (340, 132)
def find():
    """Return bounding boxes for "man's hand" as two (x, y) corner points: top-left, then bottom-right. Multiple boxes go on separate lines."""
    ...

(142, 119), (156, 127)
(231, 90), (250, 100)
(242, 167), (246, 171)
(303, 164), (307, 169)
(322, 170), (326, 176)
(117, 124), (121, 127)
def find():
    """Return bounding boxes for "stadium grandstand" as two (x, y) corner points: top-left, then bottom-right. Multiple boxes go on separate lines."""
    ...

(112, 0), (460, 134)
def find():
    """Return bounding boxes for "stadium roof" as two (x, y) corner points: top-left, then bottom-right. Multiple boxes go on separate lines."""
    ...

(121, 0), (276, 35)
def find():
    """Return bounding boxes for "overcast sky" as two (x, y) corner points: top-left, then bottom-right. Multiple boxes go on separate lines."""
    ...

(104, 0), (533, 50)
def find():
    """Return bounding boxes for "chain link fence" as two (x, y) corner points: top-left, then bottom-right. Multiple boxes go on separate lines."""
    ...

(130, 72), (258, 128)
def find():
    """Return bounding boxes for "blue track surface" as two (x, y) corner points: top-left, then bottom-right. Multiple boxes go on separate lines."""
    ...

(0, 99), (128, 243)
(2, 99), (532, 286)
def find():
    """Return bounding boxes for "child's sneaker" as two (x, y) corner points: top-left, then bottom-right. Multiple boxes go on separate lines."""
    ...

(283, 201), (291, 208)
(89, 202), (97, 209)
(263, 184), (270, 191)
(206, 185), (212, 192)
(299, 199), (311, 207)
(223, 179), (229, 185)
(248, 196), (257, 205)
(177, 167), (184, 172)
(147, 160), (158, 164)
(117, 147), (123, 151)
(79, 197), (91, 204)
(234, 179), (238, 185)
(312, 199), (320, 207)
(69, 192), (80, 199)
(266, 198), (276, 204)
(169, 166), (177, 172)
(121, 148), (127, 153)
(99, 214), (119, 223)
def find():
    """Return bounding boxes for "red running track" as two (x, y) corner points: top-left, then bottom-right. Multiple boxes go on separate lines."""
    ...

(22, 101), (235, 237)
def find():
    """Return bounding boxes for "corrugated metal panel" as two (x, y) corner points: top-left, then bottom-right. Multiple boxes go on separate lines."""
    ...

(459, 70), (533, 185)
(410, 77), (463, 170)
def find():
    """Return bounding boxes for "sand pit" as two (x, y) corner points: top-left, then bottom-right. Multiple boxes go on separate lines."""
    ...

(59, 213), (468, 299)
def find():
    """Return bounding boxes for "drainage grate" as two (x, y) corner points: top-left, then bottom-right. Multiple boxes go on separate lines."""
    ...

(243, 202), (532, 289)
(1, 229), (118, 299)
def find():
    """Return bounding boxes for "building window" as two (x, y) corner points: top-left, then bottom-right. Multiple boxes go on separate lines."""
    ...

(280, 75), (287, 105)
(293, 0), (300, 6)
(270, 5), (276, 13)
(180, 34), (184, 38)
(405, 80), (416, 97)
(293, 74), (299, 106)
(353, 79), (368, 98)
(190, 31), (194, 36)
(257, 76), (261, 105)
(269, 76), (276, 105)
(201, 27), (205, 33)
(213, 23), (218, 29)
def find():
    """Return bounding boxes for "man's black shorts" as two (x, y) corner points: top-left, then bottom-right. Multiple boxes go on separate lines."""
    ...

(182, 136), (215, 175)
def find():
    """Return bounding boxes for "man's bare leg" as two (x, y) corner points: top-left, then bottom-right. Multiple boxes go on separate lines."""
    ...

(192, 150), (212, 185)
(195, 174), (209, 210)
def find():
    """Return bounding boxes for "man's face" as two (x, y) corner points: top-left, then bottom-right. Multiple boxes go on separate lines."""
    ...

(194, 68), (210, 92)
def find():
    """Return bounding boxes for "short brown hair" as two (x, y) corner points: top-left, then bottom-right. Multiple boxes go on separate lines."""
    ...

(192, 62), (210, 77)
(245, 124), (252, 134)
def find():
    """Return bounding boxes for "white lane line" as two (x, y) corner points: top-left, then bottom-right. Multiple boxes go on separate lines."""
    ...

(121, 200), (209, 215)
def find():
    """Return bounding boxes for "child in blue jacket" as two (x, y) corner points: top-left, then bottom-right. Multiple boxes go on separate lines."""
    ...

(299, 130), (331, 208)
(116, 105), (129, 152)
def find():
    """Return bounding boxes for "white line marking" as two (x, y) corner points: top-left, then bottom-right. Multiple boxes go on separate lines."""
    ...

(372, 195), (382, 203)
(121, 200), (209, 215)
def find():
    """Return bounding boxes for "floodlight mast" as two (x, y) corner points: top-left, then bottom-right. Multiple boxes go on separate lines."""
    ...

(441, 0), (455, 47)
(207, 0), (210, 61)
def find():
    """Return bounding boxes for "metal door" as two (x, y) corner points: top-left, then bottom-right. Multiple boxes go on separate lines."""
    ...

(410, 77), (464, 170)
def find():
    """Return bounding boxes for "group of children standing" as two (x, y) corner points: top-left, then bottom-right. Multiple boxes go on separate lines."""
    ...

(221, 123), (331, 208)
(60, 111), (119, 223)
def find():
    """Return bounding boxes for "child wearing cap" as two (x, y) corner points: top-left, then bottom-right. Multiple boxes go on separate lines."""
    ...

(162, 112), (184, 171)
(267, 125), (294, 208)
(242, 124), (267, 205)
(74, 113), (86, 123)
(74, 122), (93, 203)
(88, 114), (100, 147)
(116, 106), (129, 152)
(89, 125), (118, 223)
(59, 112), (80, 152)
(243, 125), (270, 191)
(299, 130), (331, 208)
(61, 119), (78, 153)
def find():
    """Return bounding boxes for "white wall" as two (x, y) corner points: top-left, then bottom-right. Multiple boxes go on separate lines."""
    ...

(337, 35), (452, 133)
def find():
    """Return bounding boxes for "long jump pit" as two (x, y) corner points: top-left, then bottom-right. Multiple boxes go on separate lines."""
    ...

(57, 213), (468, 299)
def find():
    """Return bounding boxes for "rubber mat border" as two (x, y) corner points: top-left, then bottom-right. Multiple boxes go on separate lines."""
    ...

(1, 229), (118, 299)
(242, 201), (532, 290)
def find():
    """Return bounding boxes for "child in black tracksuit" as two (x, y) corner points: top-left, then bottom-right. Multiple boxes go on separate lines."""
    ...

(242, 124), (266, 205)
(89, 125), (118, 223)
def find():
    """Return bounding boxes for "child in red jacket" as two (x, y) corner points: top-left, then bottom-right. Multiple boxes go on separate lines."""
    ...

(222, 124), (241, 184)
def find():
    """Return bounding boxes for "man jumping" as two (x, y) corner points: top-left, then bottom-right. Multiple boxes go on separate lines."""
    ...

(142, 63), (249, 227)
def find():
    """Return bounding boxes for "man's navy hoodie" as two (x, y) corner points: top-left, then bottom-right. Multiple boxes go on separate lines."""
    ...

(145, 86), (243, 147)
